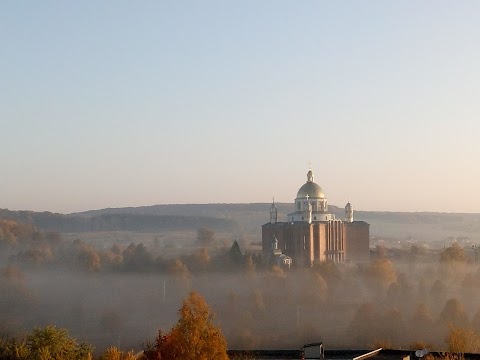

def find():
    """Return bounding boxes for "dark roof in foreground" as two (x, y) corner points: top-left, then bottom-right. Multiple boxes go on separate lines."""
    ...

(227, 349), (480, 360)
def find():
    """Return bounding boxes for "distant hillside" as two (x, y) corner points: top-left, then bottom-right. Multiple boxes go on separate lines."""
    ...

(71, 203), (317, 235)
(2, 204), (480, 245)
(71, 203), (480, 244)
(354, 210), (480, 245)
(72, 203), (299, 219)
(0, 208), (238, 233)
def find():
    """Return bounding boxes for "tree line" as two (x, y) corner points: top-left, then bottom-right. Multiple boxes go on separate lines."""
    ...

(0, 221), (258, 274)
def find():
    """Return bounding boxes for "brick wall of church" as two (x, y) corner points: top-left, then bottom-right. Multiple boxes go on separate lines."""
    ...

(262, 223), (287, 255)
(344, 221), (370, 262)
(263, 219), (370, 266)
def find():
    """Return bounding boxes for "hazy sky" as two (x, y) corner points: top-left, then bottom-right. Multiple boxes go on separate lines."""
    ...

(1, 1), (480, 214)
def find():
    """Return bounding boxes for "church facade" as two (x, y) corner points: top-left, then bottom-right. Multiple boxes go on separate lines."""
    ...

(262, 169), (370, 266)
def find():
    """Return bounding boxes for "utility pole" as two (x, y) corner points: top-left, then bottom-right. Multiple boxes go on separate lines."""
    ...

(163, 280), (166, 302)
(297, 306), (300, 330)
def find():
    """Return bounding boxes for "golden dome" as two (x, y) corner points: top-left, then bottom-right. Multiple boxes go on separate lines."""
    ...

(296, 181), (325, 199)
(296, 169), (325, 198)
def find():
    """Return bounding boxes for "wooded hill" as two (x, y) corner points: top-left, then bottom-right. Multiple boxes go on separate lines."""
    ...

(1, 204), (480, 245)
(0, 208), (238, 233)
(72, 203), (480, 244)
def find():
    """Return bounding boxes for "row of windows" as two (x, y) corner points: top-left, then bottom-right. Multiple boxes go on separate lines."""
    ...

(297, 202), (327, 211)
(292, 216), (319, 221)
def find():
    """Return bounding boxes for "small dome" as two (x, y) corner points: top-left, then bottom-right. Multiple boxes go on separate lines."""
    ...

(296, 182), (325, 199)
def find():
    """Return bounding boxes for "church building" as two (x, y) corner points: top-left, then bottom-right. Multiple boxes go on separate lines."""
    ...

(262, 169), (370, 266)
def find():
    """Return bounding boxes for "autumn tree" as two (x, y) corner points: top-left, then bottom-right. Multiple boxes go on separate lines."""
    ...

(98, 346), (136, 360)
(72, 239), (101, 272)
(190, 248), (211, 271)
(0, 336), (29, 360)
(440, 243), (466, 263)
(0, 325), (92, 360)
(409, 303), (435, 345)
(148, 291), (228, 360)
(27, 325), (92, 360)
(446, 325), (480, 353)
(301, 271), (328, 305)
(472, 309), (480, 333)
(101, 246), (123, 270)
(0, 266), (34, 326)
(14, 244), (54, 266)
(0, 219), (36, 247)
(0, 220), (19, 246)
(313, 260), (340, 282)
(362, 258), (397, 295)
(244, 255), (256, 274)
(122, 243), (153, 271)
(347, 303), (382, 347)
(364, 259), (397, 284)
(380, 307), (408, 346)
(438, 298), (469, 329)
(77, 246), (101, 272)
(168, 259), (190, 278)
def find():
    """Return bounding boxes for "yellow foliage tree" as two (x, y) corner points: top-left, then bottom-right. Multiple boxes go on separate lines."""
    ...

(364, 258), (397, 285)
(446, 325), (480, 353)
(440, 243), (466, 263)
(438, 298), (469, 329)
(98, 346), (136, 360)
(149, 291), (228, 360)
(24, 325), (92, 360)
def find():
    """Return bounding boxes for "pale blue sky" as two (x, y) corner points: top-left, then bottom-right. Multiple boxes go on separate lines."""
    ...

(1, 1), (480, 213)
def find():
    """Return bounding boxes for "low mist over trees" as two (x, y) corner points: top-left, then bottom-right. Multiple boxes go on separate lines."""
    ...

(1, 220), (265, 275)
(196, 227), (215, 246)
(0, 293), (227, 360)
(3, 218), (480, 352)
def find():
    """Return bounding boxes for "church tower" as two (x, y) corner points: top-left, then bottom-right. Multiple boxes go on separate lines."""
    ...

(345, 202), (353, 223)
(304, 195), (313, 224)
(272, 236), (278, 250)
(269, 198), (277, 224)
